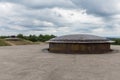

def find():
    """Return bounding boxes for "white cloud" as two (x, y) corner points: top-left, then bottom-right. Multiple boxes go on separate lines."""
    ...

(33, 20), (55, 27)
(91, 23), (120, 37)
(72, 0), (120, 16)
(0, 0), (120, 37)
(8, 25), (27, 30)
(52, 8), (104, 24)
(1, 0), (76, 9)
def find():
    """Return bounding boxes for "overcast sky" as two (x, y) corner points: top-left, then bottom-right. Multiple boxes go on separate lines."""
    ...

(0, 0), (120, 37)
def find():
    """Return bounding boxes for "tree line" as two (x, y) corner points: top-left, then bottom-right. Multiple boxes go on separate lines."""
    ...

(0, 34), (56, 42)
(110, 38), (120, 45)
(0, 35), (120, 45)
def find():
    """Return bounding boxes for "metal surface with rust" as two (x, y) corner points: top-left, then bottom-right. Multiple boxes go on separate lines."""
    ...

(47, 34), (111, 43)
(49, 43), (111, 53)
(48, 34), (112, 53)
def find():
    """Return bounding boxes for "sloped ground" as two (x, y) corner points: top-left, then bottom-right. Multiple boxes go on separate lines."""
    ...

(0, 39), (10, 46)
(5, 40), (33, 46)
(0, 39), (37, 46)
(0, 44), (120, 80)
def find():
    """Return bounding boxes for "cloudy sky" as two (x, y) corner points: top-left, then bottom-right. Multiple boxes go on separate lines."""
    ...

(0, 0), (120, 37)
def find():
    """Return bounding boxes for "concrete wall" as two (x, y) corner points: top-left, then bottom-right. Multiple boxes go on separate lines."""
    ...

(49, 43), (111, 53)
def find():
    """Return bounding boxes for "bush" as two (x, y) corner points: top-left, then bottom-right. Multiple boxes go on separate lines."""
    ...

(110, 38), (120, 45)
(16, 34), (56, 42)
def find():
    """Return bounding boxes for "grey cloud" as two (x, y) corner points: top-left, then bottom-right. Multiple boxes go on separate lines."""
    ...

(71, 0), (120, 16)
(0, 0), (76, 9)
(0, 0), (120, 36)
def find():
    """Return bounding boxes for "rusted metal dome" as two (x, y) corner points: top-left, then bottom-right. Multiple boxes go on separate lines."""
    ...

(47, 34), (112, 43)
(47, 34), (113, 53)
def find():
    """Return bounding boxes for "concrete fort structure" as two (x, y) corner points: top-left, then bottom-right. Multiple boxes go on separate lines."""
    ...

(5, 36), (21, 41)
(47, 34), (113, 54)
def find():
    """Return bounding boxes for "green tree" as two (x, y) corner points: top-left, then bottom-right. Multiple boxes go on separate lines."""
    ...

(17, 34), (24, 39)
(28, 35), (38, 42)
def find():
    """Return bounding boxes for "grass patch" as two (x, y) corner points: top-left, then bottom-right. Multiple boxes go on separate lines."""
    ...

(6, 39), (34, 45)
(0, 39), (10, 46)
(0, 38), (43, 46)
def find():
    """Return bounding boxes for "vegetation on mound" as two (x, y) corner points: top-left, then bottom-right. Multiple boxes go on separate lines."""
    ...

(17, 34), (56, 42)
(5, 39), (34, 45)
(0, 39), (10, 46)
(0, 34), (56, 42)
(110, 38), (120, 45)
(0, 34), (56, 46)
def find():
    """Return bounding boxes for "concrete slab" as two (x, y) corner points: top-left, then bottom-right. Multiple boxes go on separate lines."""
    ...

(0, 44), (120, 80)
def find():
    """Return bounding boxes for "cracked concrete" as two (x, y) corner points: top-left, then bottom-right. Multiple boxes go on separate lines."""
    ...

(0, 44), (120, 80)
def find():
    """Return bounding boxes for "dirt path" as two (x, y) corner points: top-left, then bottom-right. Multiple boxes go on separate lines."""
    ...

(0, 45), (120, 80)
(5, 41), (16, 46)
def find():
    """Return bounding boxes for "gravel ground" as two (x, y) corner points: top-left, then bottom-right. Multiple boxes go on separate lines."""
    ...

(0, 44), (120, 80)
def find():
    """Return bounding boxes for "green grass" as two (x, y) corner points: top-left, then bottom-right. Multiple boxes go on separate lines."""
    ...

(0, 38), (43, 46)
(7, 39), (33, 45)
(0, 39), (10, 46)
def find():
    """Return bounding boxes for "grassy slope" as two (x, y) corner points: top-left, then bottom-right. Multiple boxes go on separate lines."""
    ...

(0, 38), (43, 46)
(0, 39), (10, 46)
(5, 39), (34, 45)
(0, 39), (34, 46)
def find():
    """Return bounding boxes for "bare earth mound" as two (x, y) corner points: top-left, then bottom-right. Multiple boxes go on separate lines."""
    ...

(0, 44), (120, 80)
